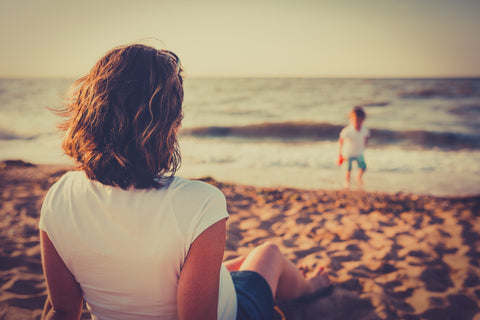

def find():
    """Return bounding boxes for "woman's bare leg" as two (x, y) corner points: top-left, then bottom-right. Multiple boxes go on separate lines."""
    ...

(238, 242), (330, 300)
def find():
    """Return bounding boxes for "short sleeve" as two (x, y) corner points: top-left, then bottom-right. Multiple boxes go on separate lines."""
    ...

(189, 186), (229, 244)
(170, 180), (229, 252)
(38, 173), (77, 270)
(38, 191), (50, 232)
(38, 173), (67, 233)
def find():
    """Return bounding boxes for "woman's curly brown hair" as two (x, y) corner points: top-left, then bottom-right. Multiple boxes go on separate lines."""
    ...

(59, 44), (184, 189)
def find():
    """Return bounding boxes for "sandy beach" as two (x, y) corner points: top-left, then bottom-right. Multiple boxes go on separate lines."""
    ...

(0, 160), (479, 320)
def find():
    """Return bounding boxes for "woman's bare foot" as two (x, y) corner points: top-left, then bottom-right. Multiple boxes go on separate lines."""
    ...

(305, 266), (331, 296)
(298, 265), (309, 277)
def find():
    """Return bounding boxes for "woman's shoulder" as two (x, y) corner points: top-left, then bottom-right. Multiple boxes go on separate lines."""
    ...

(170, 176), (224, 198)
(168, 177), (226, 210)
(41, 171), (87, 221)
(46, 170), (83, 192)
(53, 170), (88, 182)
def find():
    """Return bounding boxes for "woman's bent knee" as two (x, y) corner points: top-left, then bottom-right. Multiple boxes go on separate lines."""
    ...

(242, 242), (282, 268)
(257, 242), (281, 257)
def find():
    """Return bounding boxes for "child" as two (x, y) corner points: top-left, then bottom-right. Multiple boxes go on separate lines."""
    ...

(39, 43), (331, 320)
(338, 106), (370, 189)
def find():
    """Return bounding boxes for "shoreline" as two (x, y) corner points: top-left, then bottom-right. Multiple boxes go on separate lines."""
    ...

(2, 158), (479, 198)
(1, 160), (479, 319)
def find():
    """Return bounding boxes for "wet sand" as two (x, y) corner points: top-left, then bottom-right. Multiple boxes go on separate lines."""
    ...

(1, 160), (479, 319)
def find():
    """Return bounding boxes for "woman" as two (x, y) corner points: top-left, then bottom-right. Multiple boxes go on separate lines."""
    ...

(40, 43), (331, 320)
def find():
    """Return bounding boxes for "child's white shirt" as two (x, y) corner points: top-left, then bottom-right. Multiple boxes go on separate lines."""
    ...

(340, 124), (370, 157)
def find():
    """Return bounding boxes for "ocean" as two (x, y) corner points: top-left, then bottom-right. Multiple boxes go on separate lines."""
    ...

(1, 78), (479, 196)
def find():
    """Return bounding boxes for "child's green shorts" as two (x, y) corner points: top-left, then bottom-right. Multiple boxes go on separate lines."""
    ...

(347, 155), (366, 171)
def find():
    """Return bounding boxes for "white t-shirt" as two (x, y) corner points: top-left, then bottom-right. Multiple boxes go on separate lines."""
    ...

(339, 124), (370, 157)
(39, 171), (237, 320)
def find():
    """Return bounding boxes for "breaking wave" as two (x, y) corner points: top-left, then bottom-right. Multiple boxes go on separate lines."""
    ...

(181, 122), (480, 150)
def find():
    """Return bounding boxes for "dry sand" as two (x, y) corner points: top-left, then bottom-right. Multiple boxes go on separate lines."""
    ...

(0, 160), (479, 320)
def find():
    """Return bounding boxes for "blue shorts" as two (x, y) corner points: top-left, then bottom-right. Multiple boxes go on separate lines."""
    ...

(347, 155), (367, 171)
(231, 271), (274, 320)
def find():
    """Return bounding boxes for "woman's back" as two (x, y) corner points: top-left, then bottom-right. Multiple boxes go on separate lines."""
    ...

(40, 171), (236, 319)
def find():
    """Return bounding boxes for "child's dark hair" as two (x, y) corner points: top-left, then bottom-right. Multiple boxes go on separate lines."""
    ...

(58, 44), (184, 189)
(352, 106), (366, 119)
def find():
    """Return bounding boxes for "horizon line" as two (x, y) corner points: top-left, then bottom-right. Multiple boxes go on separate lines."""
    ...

(1, 75), (480, 81)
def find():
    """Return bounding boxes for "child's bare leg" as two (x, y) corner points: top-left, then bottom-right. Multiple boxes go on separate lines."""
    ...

(238, 242), (330, 300)
(345, 170), (351, 189)
(223, 256), (246, 271)
(357, 169), (365, 187)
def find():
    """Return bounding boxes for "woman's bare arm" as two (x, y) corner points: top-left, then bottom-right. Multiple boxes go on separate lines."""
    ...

(40, 231), (83, 320)
(177, 219), (227, 320)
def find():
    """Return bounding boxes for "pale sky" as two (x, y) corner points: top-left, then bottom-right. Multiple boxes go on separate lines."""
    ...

(1, 0), (479, 78)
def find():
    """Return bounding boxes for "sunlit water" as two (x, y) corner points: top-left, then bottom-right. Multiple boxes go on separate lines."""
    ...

(1, 78), (479, 196)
